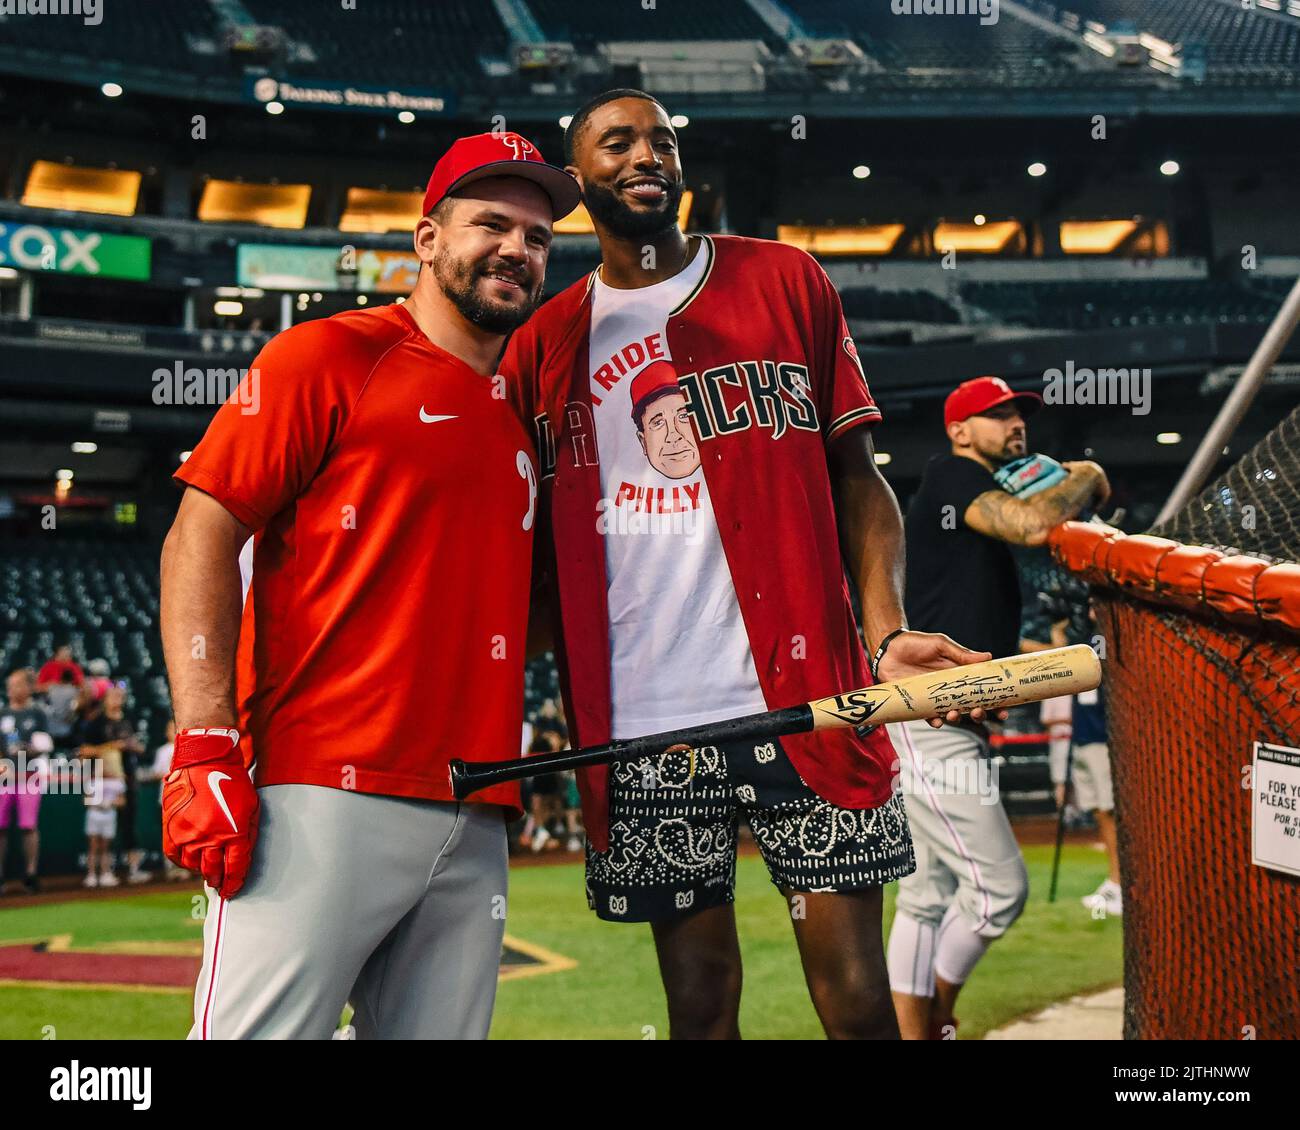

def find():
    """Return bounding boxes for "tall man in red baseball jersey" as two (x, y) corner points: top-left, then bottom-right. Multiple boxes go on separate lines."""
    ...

(160, 133), (578, 1039)
(503, 90), (996, 1039)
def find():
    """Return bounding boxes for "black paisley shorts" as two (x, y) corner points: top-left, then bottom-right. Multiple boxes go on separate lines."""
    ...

(585, 737), (916, 923)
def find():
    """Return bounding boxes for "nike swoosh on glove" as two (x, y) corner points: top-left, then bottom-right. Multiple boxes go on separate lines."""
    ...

(162, 727), (259, 899)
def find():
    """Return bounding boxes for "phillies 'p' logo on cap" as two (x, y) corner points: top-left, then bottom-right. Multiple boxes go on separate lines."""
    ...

(499, 132), (537, 161)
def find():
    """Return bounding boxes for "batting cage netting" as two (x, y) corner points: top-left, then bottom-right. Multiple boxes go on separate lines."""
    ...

(1049, 405), (1300, 1040)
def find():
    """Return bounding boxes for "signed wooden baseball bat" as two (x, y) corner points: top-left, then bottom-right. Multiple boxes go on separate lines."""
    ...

(449, 644), (1101, 799)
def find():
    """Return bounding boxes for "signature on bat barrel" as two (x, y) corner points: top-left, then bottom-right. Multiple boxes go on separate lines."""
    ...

(924, 672), (1010, 711)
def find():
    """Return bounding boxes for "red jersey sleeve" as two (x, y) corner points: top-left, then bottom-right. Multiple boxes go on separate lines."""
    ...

(500, 321), (549, 476)
(803, 254), (882, 443)
(174, 319), (372, 529)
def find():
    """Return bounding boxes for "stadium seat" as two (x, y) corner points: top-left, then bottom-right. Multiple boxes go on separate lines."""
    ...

(1042, 0), (1300, 84)
(791, 0), (1085, 86)
(0, 539), (163, 747)
(239, 0), (511, 88)
(527, 0), (774, 49)
(0, 0), (219, 74)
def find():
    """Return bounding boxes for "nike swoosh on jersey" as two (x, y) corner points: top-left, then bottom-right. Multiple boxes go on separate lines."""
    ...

(419, 409), (458, 423)
(207, 771), (239, 833)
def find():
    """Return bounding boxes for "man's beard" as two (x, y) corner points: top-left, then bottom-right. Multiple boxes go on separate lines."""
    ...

(583, 176), (685, 240)
(433, 248), (541, 334)
(981, 435), (1025, 467)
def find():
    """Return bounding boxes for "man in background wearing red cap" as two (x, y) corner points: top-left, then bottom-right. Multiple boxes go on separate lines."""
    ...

(160, 132), (578, 1039)
(886, 374), (1109, 1039)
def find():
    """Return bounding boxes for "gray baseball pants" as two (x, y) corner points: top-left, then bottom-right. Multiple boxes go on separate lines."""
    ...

(189, 783), (508, 1040)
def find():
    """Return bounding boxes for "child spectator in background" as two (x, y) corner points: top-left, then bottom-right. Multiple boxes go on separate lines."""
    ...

(77, 686), (145, 884)
(82, 745), (125, 888)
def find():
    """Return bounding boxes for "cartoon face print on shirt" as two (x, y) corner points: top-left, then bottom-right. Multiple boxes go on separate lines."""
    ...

(630, 360), (699, 480)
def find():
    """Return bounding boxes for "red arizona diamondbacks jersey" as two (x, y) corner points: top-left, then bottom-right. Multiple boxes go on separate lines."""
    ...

(503, 235), (897, 850)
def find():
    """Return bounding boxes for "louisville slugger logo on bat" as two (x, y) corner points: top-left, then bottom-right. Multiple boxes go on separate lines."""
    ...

(817, 689), (892, 727)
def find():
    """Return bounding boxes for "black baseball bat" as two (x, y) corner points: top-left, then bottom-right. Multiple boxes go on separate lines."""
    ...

(448, 645), (1102, 799)
(449, 705), (812, 799)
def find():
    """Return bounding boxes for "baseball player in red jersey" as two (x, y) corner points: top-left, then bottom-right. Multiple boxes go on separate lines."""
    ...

(160, 133), (579, 1039)
(502, 90), (999, 1039)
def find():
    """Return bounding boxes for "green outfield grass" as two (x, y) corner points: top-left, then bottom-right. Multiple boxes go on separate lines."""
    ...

(0, 845), (1121, 1040)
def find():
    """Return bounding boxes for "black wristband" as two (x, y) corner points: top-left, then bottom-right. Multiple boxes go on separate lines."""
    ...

(870, 628), (907, 681)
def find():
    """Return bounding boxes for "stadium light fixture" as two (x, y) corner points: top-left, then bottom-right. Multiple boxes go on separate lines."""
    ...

(852, 165), (871, 180)
(397, 111), (415, 124)
(71, 442), (98, 455)
(101, 82), (123, 98)
(1160, 160), (1181, 177)
(874, 452), (892, 466)
(777, 223), (905, 256)
(671, 114), (689, 128)
(339, 187), (423, 233)
(55, 469), (74, 482)
(934, 220), (1023, 254)
(974, 214), (987, 226)
(266, 101), (285, 116)
(558, 115), (573, 128)
(23, 160), (141, 217)
(199, 178), (310, 228)
(179, 451), (193, 463)
(1157, 432), (1182, 445)
(214, 300), (244, 317)
(1060, 219), (1143, 254)
(0, 267), (16, 279)
(357, 295), (368, 305)
(1028, 162), (1048, 178)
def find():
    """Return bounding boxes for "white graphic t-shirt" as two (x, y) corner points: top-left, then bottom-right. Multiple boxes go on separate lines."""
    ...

(588, 242), (767, 739)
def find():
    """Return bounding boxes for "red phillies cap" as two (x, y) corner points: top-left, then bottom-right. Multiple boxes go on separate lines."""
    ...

(629, 360), (680, 420)
(422, 132), (581, 221)
(944, 375), (1043, 428)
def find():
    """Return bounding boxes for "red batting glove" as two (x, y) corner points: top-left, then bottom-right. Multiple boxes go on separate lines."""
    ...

(162, 727), (259, 899)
